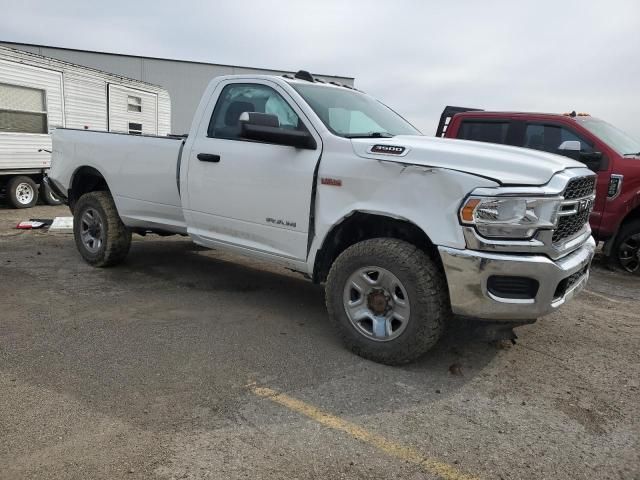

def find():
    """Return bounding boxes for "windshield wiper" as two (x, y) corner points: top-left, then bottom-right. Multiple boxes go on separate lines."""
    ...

(623, 152), (640, 156)
(344, 132), (394, 139)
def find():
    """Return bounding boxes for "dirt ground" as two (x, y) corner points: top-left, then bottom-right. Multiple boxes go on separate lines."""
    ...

(0, 204), (638, 480)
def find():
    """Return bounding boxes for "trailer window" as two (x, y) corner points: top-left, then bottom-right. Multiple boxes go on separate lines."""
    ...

(128, 122), (143, 135)
(0, 83), (48, 134)
(127, 95), (142, 113)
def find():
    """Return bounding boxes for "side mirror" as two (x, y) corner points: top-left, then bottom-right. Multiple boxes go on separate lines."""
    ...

(239, 112), (316, 150)
(558, 140), (581, 152)
(557, 140), (581, 161)
(556, 140), (603, 170)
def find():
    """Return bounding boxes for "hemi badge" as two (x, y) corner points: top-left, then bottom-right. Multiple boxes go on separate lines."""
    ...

(321, 177), (342, 187)
(371, 144), (405, 155)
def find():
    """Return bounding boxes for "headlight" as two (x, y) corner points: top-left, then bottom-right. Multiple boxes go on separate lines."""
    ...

(460, 196), (560, 239)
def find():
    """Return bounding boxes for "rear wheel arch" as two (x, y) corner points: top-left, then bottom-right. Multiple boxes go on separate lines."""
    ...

(69, 166), (110, 212)
(604, 203), (640, 252)
(312, 211), (441, 283)
(623, 204), (640, 224)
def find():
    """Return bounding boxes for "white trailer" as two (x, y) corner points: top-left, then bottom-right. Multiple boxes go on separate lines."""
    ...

(0, 45), (171, 208)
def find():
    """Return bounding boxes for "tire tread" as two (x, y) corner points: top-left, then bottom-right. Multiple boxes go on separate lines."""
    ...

(73, 191), (131, 267)
(325, 238), (450, 365)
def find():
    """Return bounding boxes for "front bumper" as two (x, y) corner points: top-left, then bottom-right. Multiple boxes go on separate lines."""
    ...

(438, 236), (595, 321)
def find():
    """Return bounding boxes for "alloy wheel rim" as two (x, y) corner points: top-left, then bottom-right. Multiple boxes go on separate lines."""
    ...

(16, 183), (34, 205)
(618, 233), (640, 273)
(343, 266), (411, 342)
(80, 208), (104, 253)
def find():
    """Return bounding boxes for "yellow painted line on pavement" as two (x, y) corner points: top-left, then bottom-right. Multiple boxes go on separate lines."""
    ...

(250, 384), (480, 480)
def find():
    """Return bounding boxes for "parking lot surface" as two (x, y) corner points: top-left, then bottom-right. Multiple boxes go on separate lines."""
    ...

(1, 205), (638, 479)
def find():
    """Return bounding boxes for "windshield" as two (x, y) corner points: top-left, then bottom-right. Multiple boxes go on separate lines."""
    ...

(291, 83), (421, 138)
(579, 118), (640, 156)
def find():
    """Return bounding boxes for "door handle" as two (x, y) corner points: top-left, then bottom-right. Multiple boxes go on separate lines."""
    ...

(197, 153), (221, 163)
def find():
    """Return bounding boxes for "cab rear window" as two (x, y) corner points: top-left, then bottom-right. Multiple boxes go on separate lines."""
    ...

(457, 121), (509, 144)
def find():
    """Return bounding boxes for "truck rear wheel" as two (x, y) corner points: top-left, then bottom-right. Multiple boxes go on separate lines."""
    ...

(613, 219), (640, 275)
(325, 238), (450, 365)
(73, 191), (131, 267)
(7, 176), (39, 209)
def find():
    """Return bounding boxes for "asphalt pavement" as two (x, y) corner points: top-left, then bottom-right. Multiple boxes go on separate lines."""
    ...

(1, 204), (638, 479)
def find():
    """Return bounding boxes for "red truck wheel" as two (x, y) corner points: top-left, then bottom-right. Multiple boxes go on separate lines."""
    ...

(613, 220), (640, 275)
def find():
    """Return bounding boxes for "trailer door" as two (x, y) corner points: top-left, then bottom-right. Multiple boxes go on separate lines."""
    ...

(107, 84), (158, 135)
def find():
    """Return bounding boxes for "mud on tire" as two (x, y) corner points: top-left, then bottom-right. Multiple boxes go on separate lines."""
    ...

(73, 191), (131, 267)
(325, 238), (450, 365)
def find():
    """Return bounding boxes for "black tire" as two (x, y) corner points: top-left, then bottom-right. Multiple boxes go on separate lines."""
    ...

(73, 191), (131, 267)
(6, 176), (39, 208)
(40, 182), (63, 206)
(325, 238), (450, 365)
(612, 219), (640, 275)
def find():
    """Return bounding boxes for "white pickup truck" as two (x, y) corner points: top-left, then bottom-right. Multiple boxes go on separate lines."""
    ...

(47, 71), (596, 364)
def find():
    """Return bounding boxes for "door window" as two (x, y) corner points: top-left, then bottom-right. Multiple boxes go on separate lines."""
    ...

(208, 83), (300, 140)
(457, 121), (509, 144)
(523, 123), (594, 154)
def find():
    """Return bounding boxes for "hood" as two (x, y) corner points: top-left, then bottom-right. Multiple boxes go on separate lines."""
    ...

(351, 135), (585, 185)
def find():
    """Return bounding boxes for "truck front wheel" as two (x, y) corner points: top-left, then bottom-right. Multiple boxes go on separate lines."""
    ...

(613, 219), (640, 275)
(73, 191), (131, 267)
(6, 176), (39, 208)
(325, 238), (450, 365)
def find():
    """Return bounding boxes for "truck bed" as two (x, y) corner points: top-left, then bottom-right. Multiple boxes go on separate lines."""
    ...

(52, 129), (187, 233)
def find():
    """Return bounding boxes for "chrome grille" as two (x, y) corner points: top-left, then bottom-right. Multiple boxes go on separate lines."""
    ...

(552, 175), (596, 244)
(564, 176), (596, 200)
(553, 208), (591, 243)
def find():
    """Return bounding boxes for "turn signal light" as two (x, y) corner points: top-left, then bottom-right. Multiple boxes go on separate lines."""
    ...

(460, 198), (481, 223)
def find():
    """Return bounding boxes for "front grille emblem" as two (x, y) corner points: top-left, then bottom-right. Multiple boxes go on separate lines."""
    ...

(577, 198), (594, 214)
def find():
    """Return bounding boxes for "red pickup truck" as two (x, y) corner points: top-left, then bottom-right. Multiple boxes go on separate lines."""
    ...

(437, 107), (640, 275)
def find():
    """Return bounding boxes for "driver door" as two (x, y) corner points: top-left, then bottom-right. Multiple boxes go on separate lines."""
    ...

(183, 80), (321, 262)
